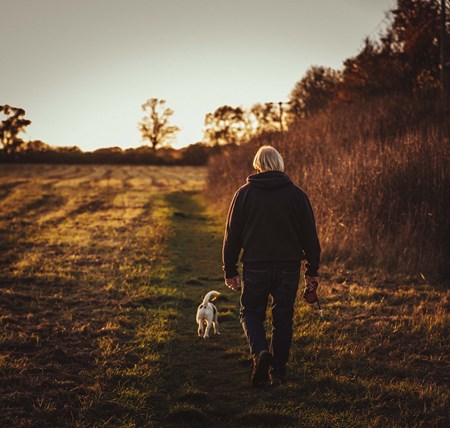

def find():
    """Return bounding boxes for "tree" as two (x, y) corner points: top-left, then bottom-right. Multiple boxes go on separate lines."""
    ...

(203, 105), (247, 145)
(341, 0), (443, 98)
(0, 104), (32, 159)
(250, 103), (283, 134)
(24, 140), (51, 152)
(138, 98), (180, 149)
(389, 0), (441, 84)
(289, 66), (341, 118)
(342, 38), (395, 97)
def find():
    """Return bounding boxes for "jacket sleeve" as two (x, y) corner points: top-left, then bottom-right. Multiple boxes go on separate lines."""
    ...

(222, 189), (244, 278)
(299, 192), (321, 277)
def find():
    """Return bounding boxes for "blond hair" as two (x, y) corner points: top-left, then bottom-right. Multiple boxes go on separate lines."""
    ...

(253, 145), (284, 172)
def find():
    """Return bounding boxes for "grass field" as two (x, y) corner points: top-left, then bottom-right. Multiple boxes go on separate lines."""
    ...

(0, 164), (448, 427)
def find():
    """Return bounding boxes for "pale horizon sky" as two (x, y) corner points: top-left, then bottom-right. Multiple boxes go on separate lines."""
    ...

(1, 0), (395, 151)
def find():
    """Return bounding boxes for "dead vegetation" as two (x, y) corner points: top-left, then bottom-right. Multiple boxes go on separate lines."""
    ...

(206, 97), (449, 278)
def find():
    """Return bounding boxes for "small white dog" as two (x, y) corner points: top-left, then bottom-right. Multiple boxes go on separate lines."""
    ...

(196, 290), (220, 339)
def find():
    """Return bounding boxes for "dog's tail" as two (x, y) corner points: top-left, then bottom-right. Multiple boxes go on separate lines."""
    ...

(202, 290), (220, 306)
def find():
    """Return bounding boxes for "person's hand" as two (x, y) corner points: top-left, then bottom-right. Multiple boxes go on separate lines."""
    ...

(225, 275), (241, 292)
(305, 276), (319, 291)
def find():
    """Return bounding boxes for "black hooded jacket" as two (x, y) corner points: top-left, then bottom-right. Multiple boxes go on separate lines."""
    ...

(222, 171), (321, 278)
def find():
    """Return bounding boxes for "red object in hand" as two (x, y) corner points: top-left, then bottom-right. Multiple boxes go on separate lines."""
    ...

(303, 287), (318, 303)
(303, 277), (319, 304)
(225, 275), (241, 292)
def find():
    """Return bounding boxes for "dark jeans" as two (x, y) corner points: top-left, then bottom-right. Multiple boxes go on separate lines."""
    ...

(240, 267), (300, 371)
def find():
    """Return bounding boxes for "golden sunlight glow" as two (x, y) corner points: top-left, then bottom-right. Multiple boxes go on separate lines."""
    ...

(2, 0), (395, 151)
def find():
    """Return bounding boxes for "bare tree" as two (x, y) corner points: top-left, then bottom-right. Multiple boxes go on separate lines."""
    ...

(138, 98), (180, 149)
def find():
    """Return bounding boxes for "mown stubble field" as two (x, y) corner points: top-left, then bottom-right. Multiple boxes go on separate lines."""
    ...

(0, 164), (448, 427)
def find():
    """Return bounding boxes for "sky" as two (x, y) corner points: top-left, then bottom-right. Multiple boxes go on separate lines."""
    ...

(0, 0), (396, 151)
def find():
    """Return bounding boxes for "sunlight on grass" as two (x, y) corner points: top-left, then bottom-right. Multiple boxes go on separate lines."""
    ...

(0, 165), (205, 427)
(1, 165), (447, 427)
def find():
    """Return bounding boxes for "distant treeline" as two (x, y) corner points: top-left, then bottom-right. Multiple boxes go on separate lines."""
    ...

(0, 141), (222, 166)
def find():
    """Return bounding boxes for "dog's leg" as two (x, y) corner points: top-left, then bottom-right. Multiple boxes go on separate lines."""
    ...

(197, 320), (204, 337)
(213, 318), (220, 335)
(211, 304), (219, 335)
(204, 320), (212, 339)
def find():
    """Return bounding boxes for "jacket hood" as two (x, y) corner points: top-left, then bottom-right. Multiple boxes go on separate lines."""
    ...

(247, 171), (292, 189)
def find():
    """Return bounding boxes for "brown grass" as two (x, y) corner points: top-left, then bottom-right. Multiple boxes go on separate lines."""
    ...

(1, 164), (449, 427)
(0, 164), (205, 427)
(206, 95), (450, 277)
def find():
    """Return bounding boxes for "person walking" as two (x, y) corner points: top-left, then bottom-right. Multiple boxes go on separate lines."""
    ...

(222, 145), (321, 387)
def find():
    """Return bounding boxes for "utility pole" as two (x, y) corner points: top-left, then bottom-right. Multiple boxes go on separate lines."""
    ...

(441, 0), (448, 103)
(265, 101), (291, 132)
(278, 101), (283, 132)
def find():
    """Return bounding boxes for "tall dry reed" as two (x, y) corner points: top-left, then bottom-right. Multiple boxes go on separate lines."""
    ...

(206, 95), (449, 277)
